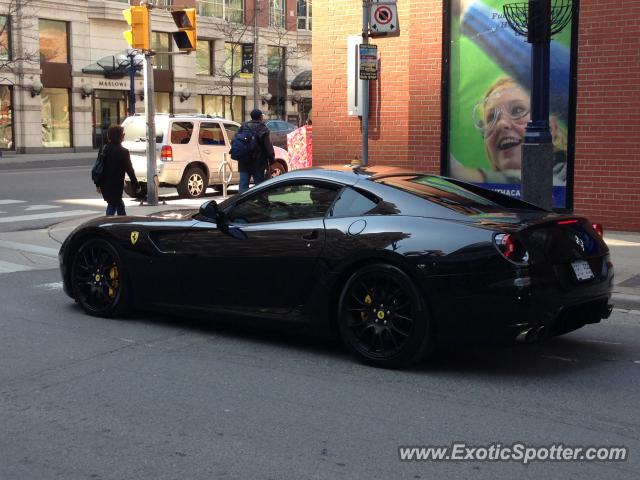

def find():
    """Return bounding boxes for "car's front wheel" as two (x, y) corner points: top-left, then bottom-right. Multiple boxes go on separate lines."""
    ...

(70, 238), (131, 318)
(337, 263), (432, 368)
(124, 181), (147, 198)
(178, 166), (208, 198)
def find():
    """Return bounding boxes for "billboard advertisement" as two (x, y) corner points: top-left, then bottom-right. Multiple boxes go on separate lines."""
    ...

(446, 0), (574, 208)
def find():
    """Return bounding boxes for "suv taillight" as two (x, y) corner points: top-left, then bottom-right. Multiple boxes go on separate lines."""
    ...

(161, 145), (173, 161)
(494, 233), (529, 264)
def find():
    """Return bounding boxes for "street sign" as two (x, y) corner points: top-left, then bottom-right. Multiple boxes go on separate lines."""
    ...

(359, 44), (378, 80)
(370, 0), (400, 37)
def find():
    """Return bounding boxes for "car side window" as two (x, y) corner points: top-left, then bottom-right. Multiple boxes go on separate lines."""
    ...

(227, 183), (340, 224)
(199, 123), (225, 145)
(329, 187), (380, 218)
(225, 124), (239, 143)
(170, 122), (194, 145)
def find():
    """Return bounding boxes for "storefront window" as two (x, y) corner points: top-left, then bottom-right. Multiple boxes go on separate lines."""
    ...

(0, 86), (12, 149)
(152, 32), (171, 70)
(267, 46), (286, 119)
(197, 94), (244, 123)
(39, 19), (69, 63)
(155, 92), (171, 114)
(93, 90), (128, 149)
(42, 88), (71, 147)
(196, 40), (213, 76)
(0, 16), (10, 61)
(223, 43), (242, 76)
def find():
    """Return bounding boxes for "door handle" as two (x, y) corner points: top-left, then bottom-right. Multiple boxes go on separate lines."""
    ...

(302, 230), (319, 241)
(202, 150), (211, 154)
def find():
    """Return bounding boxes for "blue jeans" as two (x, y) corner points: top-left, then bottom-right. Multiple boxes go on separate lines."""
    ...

(239, 168), (266, 194)
(106, 199), (126, 216)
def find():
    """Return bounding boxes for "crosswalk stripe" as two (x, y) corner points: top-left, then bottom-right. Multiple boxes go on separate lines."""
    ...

(24, 205), (62, 211)
(0, 260), (33, 274)
(0, 199), (27, 205)
(0, 209), (98, 224)
(0, 240), (60, 257)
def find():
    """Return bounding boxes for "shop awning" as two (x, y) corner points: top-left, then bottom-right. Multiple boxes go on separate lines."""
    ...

(82, 50), (144, 78)
(291, 70), (311, 91)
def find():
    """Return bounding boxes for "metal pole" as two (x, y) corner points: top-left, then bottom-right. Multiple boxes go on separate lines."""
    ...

(253, 0), (260, 110)
(143, 5), (158, 206)
(361, 0), (370, 166)
(128, 52), (136, 116)
(521, 0), (553, 209)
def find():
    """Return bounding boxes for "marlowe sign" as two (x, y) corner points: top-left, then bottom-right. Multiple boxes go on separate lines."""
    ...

(370, 0), (400, 37)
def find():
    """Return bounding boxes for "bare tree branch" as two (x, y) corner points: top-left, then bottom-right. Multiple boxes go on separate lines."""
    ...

(0, 0), (39, 83)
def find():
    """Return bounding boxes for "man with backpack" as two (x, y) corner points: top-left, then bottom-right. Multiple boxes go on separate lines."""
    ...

(230, 109), (275, 193)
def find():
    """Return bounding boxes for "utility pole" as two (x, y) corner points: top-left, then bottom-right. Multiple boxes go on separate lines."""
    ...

(361, 0), (370, 166)
(142, 2), (158, 206)
(253, 0), (260, 110)
(127, 51), (138, 116)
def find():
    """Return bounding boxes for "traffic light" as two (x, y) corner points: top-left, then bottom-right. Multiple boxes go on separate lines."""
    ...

(122, 6), (149, 50)
(171, 8), (197, 52)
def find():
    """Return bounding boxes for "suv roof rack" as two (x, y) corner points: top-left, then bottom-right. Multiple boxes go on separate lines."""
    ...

(168, 113), (227, 119)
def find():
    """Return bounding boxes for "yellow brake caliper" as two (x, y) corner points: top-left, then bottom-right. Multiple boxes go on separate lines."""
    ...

(361, 293), (372, 321)
(108, 264), (119, 299)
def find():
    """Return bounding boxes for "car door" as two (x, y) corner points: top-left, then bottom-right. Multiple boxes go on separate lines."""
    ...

(179, 181), (341, 313)
(197, 122), (235, 185)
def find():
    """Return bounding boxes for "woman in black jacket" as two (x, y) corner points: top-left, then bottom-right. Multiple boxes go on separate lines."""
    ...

(96, 125), (139, 216)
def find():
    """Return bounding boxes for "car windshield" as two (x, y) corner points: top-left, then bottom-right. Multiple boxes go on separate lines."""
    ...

(123, 117), (166, 143)
(376, 175), (519, 215)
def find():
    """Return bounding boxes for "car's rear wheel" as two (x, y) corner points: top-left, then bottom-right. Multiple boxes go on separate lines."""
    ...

(178, 166), (207, 198)
(337, 263), (432, 368)
(268, 161), (287, 179)
(70, 238), (131, 318)
(124, 181), (147, 198)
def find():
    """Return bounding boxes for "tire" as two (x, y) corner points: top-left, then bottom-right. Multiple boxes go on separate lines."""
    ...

(337, 263), (432, 369)
(268, 161), (287, 179)
(124, 181), (147, 198)
(70, 238), (131, 318)
(177, 166), (208, 198)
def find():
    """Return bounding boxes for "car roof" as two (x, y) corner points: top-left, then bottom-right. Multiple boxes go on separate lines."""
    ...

(124, 114), (239, 126)
(281, 164), (424, 184)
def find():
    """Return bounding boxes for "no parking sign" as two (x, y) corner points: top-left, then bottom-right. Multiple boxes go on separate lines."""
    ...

(370, 0), (400, 37)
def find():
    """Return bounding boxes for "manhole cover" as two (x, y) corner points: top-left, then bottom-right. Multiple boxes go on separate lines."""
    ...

(619, 274), (640, 288)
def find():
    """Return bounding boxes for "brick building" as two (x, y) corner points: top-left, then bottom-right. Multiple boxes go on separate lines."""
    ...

(312, 0), (640, 231)
(0, 0), (311, 152)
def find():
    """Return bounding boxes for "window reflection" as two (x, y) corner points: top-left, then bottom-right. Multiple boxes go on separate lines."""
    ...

(42, 88), (71, 147)
(197, 94), (245, 122)
(0, 86), (12, 149)
(39, 19), (68, 63)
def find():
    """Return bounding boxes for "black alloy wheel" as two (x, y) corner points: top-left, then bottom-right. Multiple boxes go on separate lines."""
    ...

(70, 238), (130, 318)
(338, 263), (432, 368)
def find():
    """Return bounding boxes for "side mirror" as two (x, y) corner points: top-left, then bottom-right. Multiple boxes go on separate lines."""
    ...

(199, 200), (221, 222)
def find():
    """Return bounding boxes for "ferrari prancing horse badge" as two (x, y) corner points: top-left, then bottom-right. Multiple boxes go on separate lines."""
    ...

(130, 231), (139, 245)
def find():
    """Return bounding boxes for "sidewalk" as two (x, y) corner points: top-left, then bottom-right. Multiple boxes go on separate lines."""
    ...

(0, 151), (97, 166)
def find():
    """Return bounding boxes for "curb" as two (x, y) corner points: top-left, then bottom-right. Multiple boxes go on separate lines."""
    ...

(612, 292), (640, 311)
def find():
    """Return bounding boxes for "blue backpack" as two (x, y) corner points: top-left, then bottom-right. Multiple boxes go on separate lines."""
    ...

(229, 125), (258, 164)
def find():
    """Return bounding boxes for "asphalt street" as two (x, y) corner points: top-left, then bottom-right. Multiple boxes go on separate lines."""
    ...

(1, 267), (639, 479)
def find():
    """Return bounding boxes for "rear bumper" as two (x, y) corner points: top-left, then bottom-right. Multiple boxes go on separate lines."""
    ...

(426, 258), (614, 344)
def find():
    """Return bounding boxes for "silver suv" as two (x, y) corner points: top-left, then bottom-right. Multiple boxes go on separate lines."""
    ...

(121, 114), (290, 199)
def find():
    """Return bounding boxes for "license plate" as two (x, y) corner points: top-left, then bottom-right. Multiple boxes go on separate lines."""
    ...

(571, 260), (595, 281)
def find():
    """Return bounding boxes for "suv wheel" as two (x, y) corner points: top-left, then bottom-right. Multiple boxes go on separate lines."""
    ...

(268, 161), (287, 179)
(178, 166), (207, 198)
(124, 181), (147, 198)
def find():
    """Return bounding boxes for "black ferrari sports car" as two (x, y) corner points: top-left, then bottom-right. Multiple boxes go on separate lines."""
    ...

(60, 166), (613, 368)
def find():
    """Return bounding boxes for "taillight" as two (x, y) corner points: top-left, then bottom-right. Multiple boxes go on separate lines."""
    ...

(494, 233), (529, 264)
(592, 223), (604, 237)
(160, 145), (173, 161)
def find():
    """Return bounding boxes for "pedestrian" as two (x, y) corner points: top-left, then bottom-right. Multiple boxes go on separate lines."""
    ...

(237, 109), (275, 194)
(95, 124), (140, 216)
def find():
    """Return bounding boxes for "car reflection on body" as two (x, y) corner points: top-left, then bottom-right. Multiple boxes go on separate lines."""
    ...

(59, 166), (613, 368)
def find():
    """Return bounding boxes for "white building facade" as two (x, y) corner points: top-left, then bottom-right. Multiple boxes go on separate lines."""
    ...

(0, 0), (311, 152)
